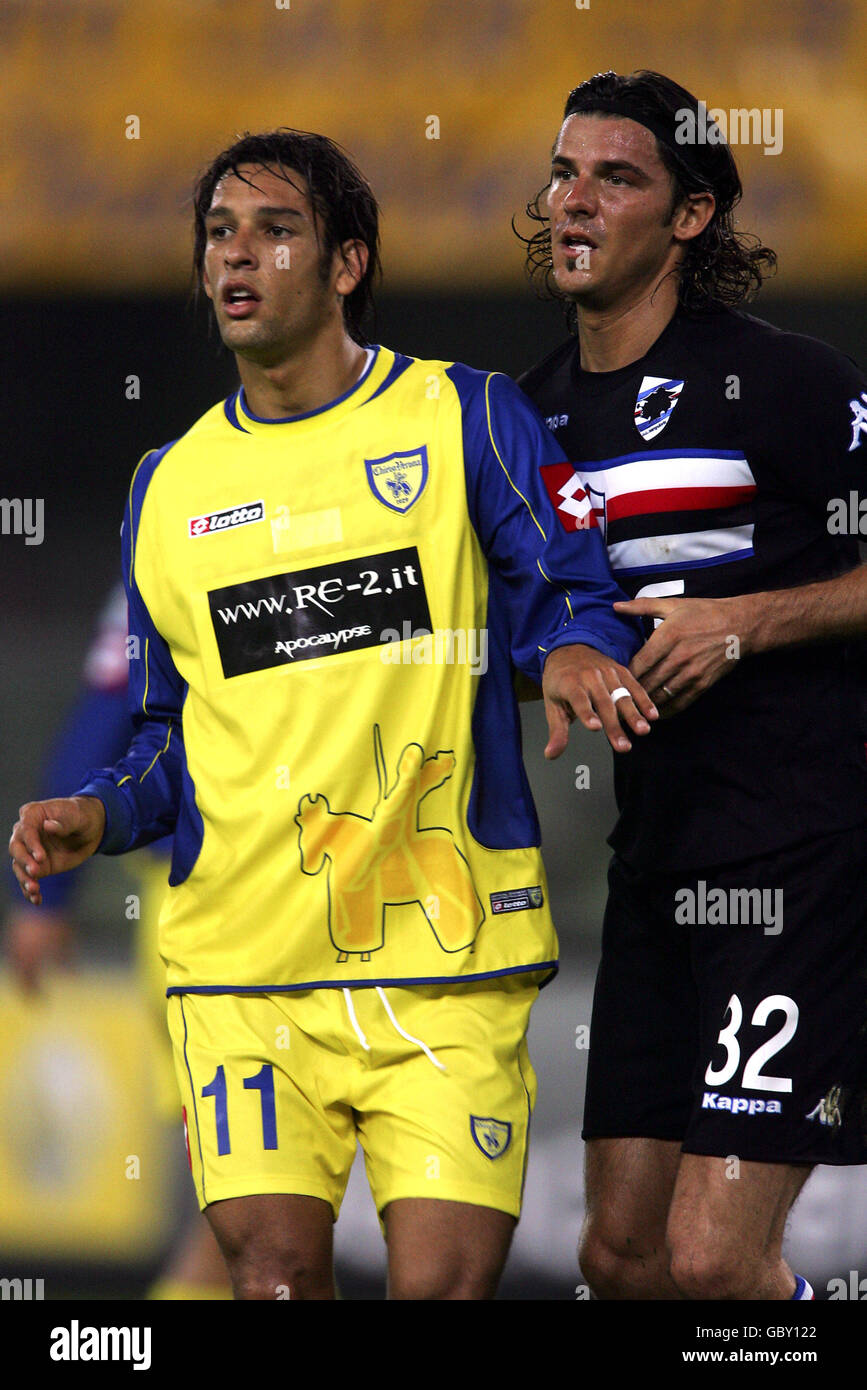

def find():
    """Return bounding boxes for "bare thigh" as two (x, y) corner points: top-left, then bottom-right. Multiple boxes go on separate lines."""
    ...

(205, 1193), (335, 1301)
(384, 1197), (516, 1300)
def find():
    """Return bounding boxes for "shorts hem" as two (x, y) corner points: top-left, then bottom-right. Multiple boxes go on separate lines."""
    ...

(373, 1181), (523, 1220)
(681, 1141), (858, 1167)
(197, 1178), (341, 1218)
(581, 1126), (684, 1144)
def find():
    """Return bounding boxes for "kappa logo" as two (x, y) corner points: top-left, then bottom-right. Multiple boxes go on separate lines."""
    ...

(189, 500), (265, 537)
(634, 376), (685, 441)
(806, 1085), (843, 1128)
(848, 392), (867, 452)
(701, 1092), (782, 1116)
(470, 1115), (512, 1159)
(365, 446), (429, 514)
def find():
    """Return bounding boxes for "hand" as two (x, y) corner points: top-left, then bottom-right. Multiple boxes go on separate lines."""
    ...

(2, 907), (75, 992)
(613, 595), (756, 714)
(8, 796), (106, 906)
(542, 643), (657, 758)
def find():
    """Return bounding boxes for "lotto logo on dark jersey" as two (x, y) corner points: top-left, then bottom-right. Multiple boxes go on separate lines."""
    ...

(208, 547), (432, 678)
(189, 500), (265, 537)
(539, 463), (597, 532)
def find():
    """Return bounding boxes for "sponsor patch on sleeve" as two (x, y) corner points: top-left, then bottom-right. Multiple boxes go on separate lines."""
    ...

(539, 463), (596, 532)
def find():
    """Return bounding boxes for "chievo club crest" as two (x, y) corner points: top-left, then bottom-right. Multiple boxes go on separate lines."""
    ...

(634, 376), (685, 441)
(365, 446), (429, 514)
(470, 1115), (512, 1159)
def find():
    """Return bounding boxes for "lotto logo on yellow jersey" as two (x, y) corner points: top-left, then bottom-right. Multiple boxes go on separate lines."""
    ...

(189, 500), (265, 537)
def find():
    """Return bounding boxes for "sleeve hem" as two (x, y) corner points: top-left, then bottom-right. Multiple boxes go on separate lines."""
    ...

(75, 781), (134, 855)
(544, 627), (636, 667)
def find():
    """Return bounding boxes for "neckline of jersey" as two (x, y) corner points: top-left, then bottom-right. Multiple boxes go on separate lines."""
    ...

(570, 309), (683, 395)
(235, 345), (386, 430)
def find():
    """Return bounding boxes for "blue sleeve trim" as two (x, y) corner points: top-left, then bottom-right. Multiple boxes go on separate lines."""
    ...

(442, 364), (640, 846)
(76, 780), (134, 854)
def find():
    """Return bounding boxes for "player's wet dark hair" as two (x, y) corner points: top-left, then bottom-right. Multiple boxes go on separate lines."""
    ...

(515, 70), (777, 325)
(192, 128), (381, 344)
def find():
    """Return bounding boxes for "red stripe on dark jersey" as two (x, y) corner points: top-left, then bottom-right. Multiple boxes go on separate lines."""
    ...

(607, 484), (756, 522)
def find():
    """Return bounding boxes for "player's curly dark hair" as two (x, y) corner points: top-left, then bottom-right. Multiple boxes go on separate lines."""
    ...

(192, 128), (381, 344)
(515, 71), (777, 325)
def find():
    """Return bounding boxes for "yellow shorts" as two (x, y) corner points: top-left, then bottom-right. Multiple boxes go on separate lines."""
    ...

(167, 977), (539, 1220)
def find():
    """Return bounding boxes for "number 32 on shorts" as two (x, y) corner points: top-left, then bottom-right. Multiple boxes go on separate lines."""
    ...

(705, 994), (799, 1092)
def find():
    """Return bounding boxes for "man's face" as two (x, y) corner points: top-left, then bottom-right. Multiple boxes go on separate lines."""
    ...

(546, 114), (684, 313)
(202, 164), (351, 365)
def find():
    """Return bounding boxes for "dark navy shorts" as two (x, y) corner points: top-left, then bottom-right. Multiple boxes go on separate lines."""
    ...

(582, 823), (867, 1164)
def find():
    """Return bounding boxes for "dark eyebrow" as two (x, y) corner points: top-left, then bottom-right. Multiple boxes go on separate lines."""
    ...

(551, 154), (649, 180)
(204, 205), (306, 221)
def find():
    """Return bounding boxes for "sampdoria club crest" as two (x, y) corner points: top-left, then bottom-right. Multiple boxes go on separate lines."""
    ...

(634, 376), (685, 441)
(365, 446), (429, 514)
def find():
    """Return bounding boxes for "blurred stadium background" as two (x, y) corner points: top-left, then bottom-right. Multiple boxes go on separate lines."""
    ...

(1, 0), (866, 1300)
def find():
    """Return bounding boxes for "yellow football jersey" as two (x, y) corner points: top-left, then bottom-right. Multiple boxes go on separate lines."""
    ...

(79, 347), (638, 994)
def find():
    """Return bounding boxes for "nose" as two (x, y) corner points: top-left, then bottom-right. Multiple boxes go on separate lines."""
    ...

(224, 226), (258, 268)
(562, 174), (596, 217)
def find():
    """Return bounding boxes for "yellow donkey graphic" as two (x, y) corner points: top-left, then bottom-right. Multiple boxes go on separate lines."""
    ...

(295, 726), (485, 962)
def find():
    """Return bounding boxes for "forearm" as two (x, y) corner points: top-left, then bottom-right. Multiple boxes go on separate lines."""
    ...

(75, 716), (182, 854)
(739, 563), (867, 656)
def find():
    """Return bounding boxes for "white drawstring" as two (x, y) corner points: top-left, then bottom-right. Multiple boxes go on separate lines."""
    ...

(375, 986), (447, 1072)
(340, 984), (447, 1067)
(342, 988), (371, 1051)
(342, 986), (447, 1073)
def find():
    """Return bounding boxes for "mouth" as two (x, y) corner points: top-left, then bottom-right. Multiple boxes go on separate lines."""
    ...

(558, 230), (598, 261)
(221, 283), (261, 318)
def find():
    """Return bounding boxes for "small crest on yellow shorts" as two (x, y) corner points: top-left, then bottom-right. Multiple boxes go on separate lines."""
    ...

(470, 1115), (512, 1160)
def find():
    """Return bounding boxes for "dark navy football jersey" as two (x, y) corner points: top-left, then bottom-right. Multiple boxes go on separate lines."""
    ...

(520, 306), (867, 869)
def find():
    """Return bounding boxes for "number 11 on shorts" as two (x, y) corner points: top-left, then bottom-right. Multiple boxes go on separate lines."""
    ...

(201, 1063), (278, 1154)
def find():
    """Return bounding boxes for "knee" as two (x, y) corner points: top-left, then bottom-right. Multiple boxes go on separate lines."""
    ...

(217, 1235), (333, 1301)
(389, 1254), (500, 1301)
(668, 1236), (755, 1301)
(579, 1220), (664, 1300)
(230, 1251), (333, 1300)
(578, 1225), (623, 1298)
